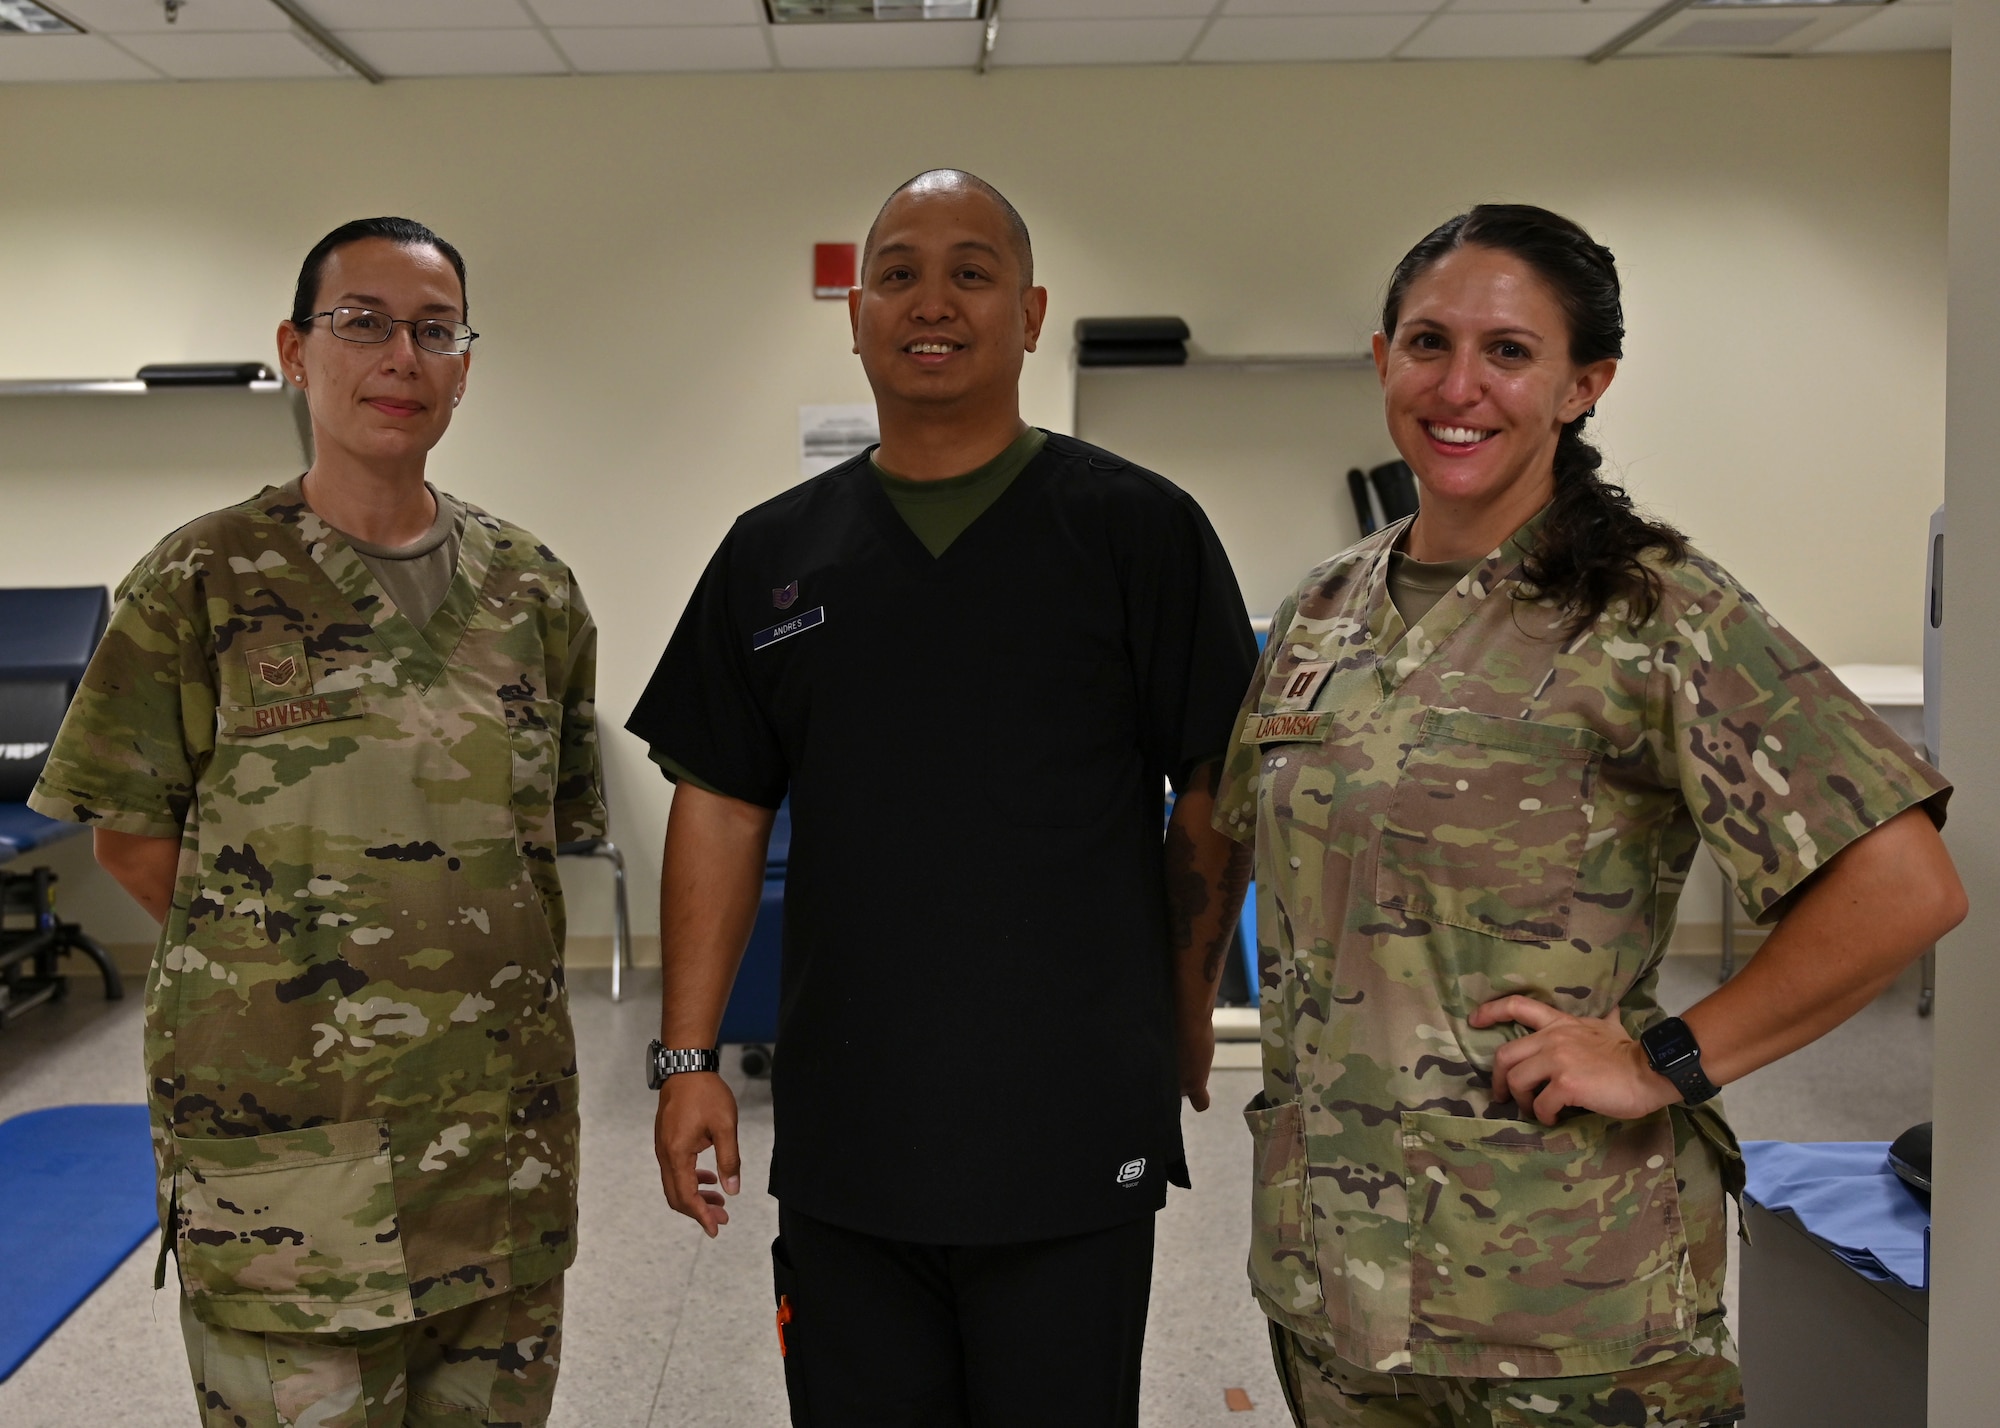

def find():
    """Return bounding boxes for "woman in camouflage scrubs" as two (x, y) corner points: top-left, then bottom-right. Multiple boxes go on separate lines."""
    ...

(1214, 205), (1964, 1428)
(32, 219), (603, 1428)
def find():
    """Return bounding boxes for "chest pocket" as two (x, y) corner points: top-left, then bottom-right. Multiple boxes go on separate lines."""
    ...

(1376, 709), (1608, 943)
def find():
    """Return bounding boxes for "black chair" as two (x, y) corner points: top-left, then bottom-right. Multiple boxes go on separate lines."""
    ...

(0, 587), (122, 1026)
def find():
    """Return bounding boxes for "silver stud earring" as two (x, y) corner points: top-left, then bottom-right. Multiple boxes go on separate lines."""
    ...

(452, 394), (461, 407)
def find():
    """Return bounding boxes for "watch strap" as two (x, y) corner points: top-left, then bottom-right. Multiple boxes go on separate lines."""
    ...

(646, 1040), (720, 1089)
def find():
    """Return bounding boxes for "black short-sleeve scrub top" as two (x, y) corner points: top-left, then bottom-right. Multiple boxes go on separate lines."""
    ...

(628, 432), (1257, 1245)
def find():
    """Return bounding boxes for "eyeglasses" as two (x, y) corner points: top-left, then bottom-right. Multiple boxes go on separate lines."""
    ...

(305, 308), (479, 356)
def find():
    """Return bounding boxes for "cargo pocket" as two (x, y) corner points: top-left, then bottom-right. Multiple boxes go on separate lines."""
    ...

(1245, 1093), (1324, 1317)
(507, 1074), (581, 1280)
(1401, 1109), (1691, 1366)
(173, 1118), (407, 1312)
(1376, 710), (1608, 943)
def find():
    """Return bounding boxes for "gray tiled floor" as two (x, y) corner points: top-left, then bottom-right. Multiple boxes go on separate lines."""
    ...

(0, 954), (1933, 1427)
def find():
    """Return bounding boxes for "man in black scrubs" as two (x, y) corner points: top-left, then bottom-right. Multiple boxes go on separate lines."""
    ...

(627, 170), (1256, 1427)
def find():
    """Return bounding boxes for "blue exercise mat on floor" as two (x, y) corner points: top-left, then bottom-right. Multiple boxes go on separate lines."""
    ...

(0, 1104), (158, 1383)
(1742, 1139), (1929, 1291)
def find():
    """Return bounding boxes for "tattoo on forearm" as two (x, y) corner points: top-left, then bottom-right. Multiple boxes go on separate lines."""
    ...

(1164, 817), (1207, 957)
(1206, 842), (1253, 982)
(1166, 760), (1255, 987)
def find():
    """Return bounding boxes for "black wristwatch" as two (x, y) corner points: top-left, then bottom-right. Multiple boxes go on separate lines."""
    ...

(1639, 1017), (1721, 1107)
(646, 1040), (720, 1089)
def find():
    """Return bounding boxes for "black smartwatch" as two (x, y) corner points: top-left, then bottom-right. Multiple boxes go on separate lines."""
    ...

(1639, 1017), (1721, 1107)
(646, 1040), (720, 1090)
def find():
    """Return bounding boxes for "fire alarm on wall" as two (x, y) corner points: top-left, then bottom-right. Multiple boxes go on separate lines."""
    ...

(814, 243), (857, 299)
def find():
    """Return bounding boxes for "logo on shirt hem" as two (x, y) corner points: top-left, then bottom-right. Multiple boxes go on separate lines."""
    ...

(1116, 1158), (1146, 1186)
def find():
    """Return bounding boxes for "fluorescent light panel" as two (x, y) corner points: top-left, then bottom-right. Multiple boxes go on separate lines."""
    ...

(0, 0), (81, 33)
(766, 1), (988, 22)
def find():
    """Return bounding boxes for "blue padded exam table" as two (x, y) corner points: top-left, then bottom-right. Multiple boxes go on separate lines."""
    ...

(0, 587), (122, 1026)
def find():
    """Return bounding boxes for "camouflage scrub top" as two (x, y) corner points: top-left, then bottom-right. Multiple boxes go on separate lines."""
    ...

(30, 478), (605, 1334)
(1215, 512), (1947, 1381)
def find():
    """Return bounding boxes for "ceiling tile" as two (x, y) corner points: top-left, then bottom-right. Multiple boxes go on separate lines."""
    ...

(526, 0), (761, 23)
(1444, 0), (1652, 15)
(1398, 8), (1633, 55)
(56, 0), (291, 33)
(115, 28), (347, 74)
(770, 16), (983, 68)
(1194, 13), (1424, 59)
(0, 32), (160, 78)
(1001, 0), (1216, 17)
(1224, 0), (1434, 13)
(303, 1), (534, 30)
(991, 16), (1204, 63)
(553, 21), (769, 68)
(338, 25), (568, 73)
(1812, 2), (1949, 51)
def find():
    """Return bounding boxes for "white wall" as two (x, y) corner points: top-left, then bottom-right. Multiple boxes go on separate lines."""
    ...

(1928, 0), (1999, 1418)
(0, 56), (1948, 949)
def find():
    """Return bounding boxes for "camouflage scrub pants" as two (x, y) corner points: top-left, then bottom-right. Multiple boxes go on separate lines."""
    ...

(1269, 1316), (1744, 1428)
(179, 1275), (563, 1428)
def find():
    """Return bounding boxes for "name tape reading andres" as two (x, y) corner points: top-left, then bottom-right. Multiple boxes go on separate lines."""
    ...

(753, 606), (827, 652)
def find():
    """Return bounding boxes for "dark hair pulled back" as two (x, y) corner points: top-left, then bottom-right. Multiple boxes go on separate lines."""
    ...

(290, 216), (469, 329)
(1381, 203), (1686, 635)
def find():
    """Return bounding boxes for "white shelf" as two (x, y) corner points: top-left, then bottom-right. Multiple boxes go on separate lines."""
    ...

(1077, 353), (1374, 375)
(0, 378), (311, 465)
(0, 378), (287, 396)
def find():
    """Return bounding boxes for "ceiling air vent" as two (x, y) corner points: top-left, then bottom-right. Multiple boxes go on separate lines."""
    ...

(0, 1), (81, 34)
(765, 1), (988, 21)
(1594, 0), (1884, 58)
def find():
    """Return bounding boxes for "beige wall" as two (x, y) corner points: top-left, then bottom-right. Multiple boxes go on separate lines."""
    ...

(1929, 0), (1999, 1418)
(0, 55), (1947, 946)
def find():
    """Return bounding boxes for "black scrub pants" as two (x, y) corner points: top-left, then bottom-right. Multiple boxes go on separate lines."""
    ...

(771, 1203), (1157, 1428)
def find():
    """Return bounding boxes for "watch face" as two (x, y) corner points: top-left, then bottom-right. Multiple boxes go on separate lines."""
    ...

(1647, 1019), (1700, 1064)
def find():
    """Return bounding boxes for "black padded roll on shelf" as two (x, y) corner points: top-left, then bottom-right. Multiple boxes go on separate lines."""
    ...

(1075, 317), (1189, 368)
(136, 362), (273, 387)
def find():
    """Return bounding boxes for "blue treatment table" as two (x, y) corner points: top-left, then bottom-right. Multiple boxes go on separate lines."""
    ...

(0, 587), (122, 1025)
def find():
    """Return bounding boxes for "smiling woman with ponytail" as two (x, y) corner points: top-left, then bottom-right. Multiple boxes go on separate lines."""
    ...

(1213, 203), (1963, 1428)
(1379, 204), (1688, 635)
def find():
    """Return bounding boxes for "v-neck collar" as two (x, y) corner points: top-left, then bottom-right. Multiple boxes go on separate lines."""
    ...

(261, 478), (496, 693)
(850, 437), (1048, 571)
(1363, 509), (1547, 695)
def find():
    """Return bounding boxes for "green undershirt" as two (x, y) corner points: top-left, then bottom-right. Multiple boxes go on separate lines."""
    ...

(342, 485), (463, 634)
(653, 427), (1050, 796)
(870, 425), (1049, 559)
(1388, 548), (1482, 629)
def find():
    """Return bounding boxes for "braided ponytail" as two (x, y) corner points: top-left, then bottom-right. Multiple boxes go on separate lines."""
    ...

(1381, 205), (1686, 636)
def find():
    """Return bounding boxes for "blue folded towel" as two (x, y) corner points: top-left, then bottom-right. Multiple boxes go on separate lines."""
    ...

(1742, 1139), (1928, 1290)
